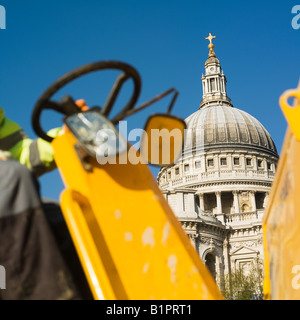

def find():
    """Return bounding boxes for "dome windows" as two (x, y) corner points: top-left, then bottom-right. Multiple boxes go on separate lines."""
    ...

(158, 152), (276, 186)
(233, 157), (240, 166)
(220, 157), (227, 166)
(167, 171), (171, 180)
(257, 159), (264, 169)
(195, 161), (201, 170)
(246, 158), (252, 167)
(207, 158), (214, 168)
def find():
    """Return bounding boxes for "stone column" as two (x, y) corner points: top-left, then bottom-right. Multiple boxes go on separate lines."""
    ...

(216, 77), (220, 91)
(253, 155), (258, 170)
(222, 77), (226, 94)
(223, 238), (230, 275)
(202, 80), (206, 95)
(264, 159), (268, 172)
(233, 191), (240, 213)
(189, 233), (198, 249)
(187, 193), (197, 218)
(240, 154), (246, 170)
(264, 191), (270, 208)
(215, 154), (220, 171)
(216, 191), (222, 214)
(250, 191), (256, 211)
(177, 192), (184, 212)
(197, 192), (205, 211)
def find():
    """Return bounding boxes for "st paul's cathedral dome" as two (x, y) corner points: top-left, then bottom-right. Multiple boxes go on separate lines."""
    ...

(157, 33), (279, 286)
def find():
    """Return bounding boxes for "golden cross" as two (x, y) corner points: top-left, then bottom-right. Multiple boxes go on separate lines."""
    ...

(205, 33), (216, 45)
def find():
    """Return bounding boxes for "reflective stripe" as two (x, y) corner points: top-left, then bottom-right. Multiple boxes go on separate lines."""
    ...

(0, 130), (28, 151)
(29, 140), (47, 177)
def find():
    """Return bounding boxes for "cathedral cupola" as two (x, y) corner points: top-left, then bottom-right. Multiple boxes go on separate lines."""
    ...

(201, 33), (232, 108)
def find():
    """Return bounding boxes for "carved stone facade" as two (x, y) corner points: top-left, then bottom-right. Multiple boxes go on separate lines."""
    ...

(157, 36), (279, 285)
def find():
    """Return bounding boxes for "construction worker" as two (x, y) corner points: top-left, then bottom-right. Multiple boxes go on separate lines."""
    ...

(0, 99), (88, 176)
(0, 101), (92, 300)
(0, 106), (61, 177)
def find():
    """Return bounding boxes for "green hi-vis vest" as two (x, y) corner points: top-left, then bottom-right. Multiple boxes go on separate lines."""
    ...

(0, 107), (61, 177)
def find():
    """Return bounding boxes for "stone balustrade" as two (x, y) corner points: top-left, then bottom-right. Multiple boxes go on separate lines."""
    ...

(159, 169), (275, 189)
(223, 210), (264, 226)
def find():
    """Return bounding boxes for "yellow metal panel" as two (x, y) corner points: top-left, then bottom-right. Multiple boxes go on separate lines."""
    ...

(52, 131), (224, 300)
(263, 85), (300, 299)
(279, 81), (300, 141)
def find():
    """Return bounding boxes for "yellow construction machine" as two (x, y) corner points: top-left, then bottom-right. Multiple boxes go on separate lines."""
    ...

(31, 61), (223, 300)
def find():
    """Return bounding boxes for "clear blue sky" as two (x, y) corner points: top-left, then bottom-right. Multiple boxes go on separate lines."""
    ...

(0, 0), (299, 200)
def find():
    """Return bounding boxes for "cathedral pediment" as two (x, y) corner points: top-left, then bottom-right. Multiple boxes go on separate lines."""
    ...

(231, 246), (258, 256)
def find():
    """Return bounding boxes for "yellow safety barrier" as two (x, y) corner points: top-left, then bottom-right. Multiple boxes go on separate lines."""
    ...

(263, 81), (300, 299)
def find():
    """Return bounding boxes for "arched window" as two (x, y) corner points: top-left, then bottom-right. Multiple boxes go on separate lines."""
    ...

(205, 253), (216, 280)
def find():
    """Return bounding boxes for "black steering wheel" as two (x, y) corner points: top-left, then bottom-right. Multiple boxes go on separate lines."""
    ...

(32, 61), (142, 142)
